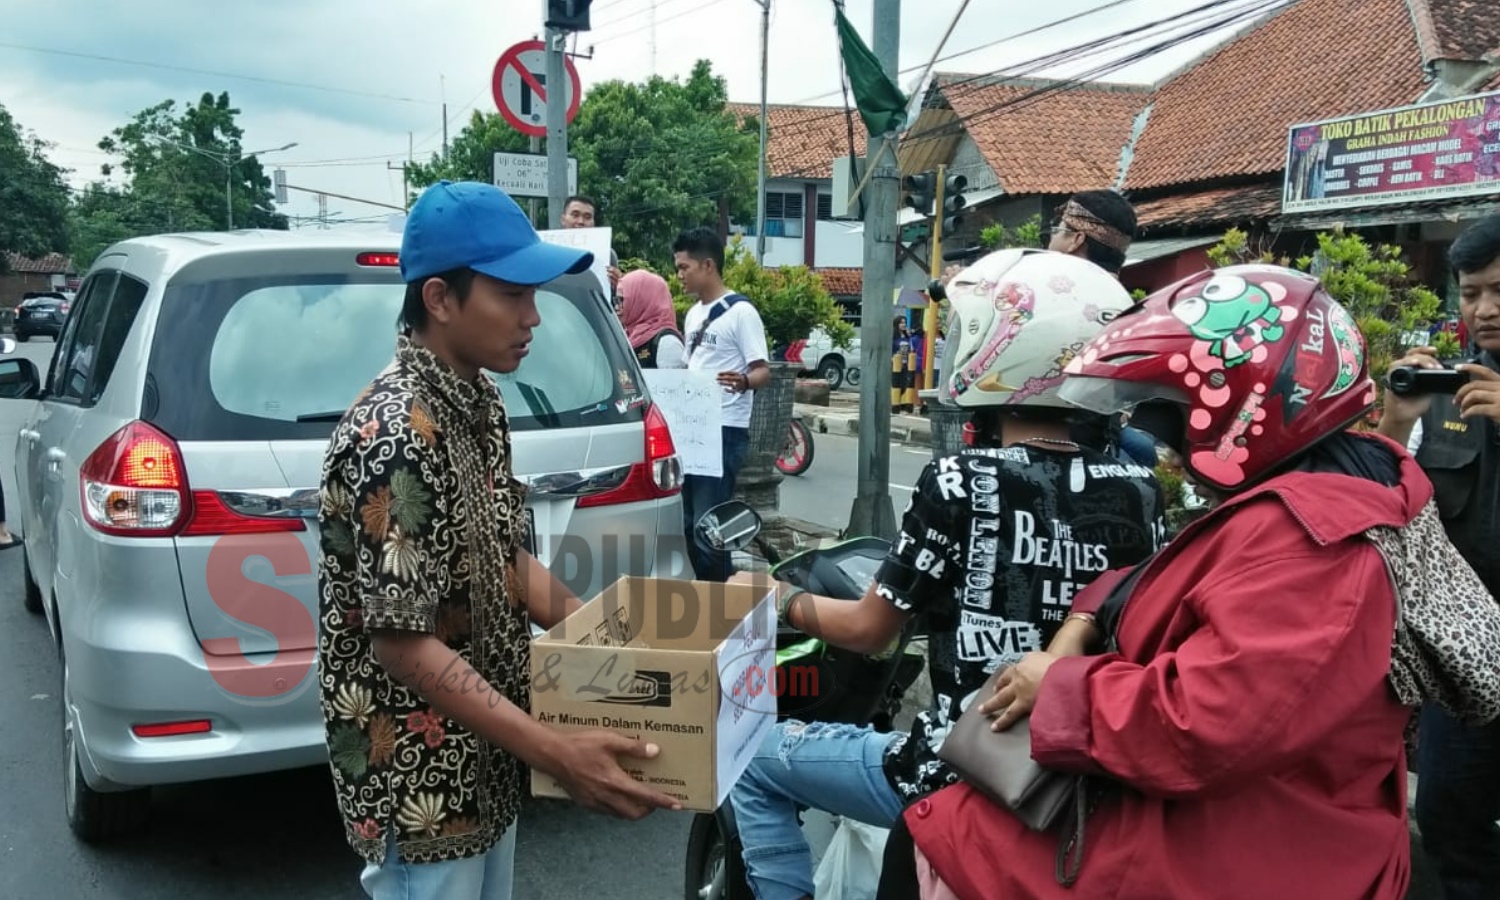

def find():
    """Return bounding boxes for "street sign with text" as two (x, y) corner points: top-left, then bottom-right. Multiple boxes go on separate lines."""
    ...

(492, 39), (580, 138)
(494, 151), (577, 198)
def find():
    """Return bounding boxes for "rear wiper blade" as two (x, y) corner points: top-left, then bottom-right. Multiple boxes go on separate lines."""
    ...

(295, 410), (349, 423)
(516, 381), (561, 428)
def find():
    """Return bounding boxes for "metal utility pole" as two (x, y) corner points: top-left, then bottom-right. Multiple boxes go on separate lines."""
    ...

(847, 0), (901, 540)
(754, 0), (770, 263)
(150, 138), (295, 230)
(545, 25), (569, 228)
(388, 160), (409, 211)
(528, 136), (542, 226)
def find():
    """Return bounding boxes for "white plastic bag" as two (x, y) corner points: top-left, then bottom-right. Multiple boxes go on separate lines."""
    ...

(812, 819), (890, 899)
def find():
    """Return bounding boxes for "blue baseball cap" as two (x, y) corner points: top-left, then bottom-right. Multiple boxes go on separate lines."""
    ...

(399, 180), (593, 286)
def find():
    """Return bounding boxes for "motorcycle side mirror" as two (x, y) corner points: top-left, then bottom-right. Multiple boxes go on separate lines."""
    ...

(694, 500), (762, 553)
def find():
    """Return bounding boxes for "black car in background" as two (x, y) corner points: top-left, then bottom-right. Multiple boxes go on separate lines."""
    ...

(13, 291), (73, 341)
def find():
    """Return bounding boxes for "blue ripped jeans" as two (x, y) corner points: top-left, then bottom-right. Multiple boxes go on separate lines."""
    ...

(730, 721), (906, 900)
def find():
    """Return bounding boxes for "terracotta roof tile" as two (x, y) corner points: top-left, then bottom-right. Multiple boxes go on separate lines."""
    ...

(3, 252), (73, 274)
(726, 103), (868, 180)
(1134, 183), (1284, 231)
(930, 75), (1152, 195)
(815, 267), (862, 296)
(1412, 0), (1500, 62)
(1124, 0), (1428, 191)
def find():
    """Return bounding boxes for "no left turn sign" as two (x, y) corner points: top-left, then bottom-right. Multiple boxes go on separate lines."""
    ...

(492, 39), (580, 138)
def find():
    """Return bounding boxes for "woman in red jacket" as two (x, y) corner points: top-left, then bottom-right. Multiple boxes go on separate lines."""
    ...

(896, 264), (1500, 900)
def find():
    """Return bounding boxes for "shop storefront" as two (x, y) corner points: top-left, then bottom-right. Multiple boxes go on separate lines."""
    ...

(1276, 89), (1500, 311)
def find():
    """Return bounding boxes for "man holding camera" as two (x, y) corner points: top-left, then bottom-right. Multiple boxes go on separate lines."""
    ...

(1378, 214), (1500, 900)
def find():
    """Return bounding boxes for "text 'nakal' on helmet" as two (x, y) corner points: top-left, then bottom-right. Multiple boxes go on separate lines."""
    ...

(1057, 264), (1377, 493)
(938, 248), (1138, 412)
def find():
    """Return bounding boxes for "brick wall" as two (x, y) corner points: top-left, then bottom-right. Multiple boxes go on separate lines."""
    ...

(0, 271), (63, 310)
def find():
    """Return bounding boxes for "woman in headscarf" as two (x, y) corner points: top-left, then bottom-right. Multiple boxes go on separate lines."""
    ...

(617, 269), (685, 369)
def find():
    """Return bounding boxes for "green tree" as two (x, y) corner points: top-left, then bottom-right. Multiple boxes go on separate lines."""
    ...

(573, 61), (759, 263)
(67, 185), (153, 272)
(408, 60), (759, 263)
(405, 109), (531, 191)
(94, 92), (287, 235)
(1207, 227), (1457, 406)
(0, 103), (71, 267)
(978, 215), (1042, 251)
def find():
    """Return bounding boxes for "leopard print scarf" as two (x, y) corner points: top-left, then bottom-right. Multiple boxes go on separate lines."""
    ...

(1369, 500), (1500, 725)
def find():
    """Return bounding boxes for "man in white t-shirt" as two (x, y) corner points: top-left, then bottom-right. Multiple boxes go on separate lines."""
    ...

(673, 227), (770, 582)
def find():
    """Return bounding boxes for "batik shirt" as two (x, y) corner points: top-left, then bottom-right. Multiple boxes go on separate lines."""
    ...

(317, 335), (532, 865)
(876, 445), (1165, 801)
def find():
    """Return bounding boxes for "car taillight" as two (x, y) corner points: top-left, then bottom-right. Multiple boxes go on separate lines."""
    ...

(80, 421), (305, 537)
(132, 719), (212, 738)
(180, 490), (305, 537)
(80, 422), (188, 536)
(356, 252), (400, 267)
(576, 404), (683, 508)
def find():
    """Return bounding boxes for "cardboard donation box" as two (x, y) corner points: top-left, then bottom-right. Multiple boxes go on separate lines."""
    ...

(530, 577), (778, 812)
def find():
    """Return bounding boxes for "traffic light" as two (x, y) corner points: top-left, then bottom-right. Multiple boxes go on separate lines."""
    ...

(938, 172), (968, 236)
(546, 0), (592, 31)
(903, 171), (937, 216)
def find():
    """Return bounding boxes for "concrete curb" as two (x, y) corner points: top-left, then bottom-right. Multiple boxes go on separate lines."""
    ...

(795, 402), (934, 446)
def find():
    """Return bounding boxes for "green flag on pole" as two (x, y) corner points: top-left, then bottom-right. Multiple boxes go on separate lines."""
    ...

(835, 5), (908, 137)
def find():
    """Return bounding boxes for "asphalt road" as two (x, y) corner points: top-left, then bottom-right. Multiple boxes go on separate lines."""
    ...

(777, 416), (934, 534)
(0, 340), (1444, 898)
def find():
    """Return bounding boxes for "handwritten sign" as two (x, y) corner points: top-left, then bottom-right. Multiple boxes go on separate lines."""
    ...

(644, 370), (722, 477)
(539, 226), (613, 298)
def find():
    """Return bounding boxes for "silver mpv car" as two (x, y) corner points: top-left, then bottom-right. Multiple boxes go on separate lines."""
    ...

(11, 229), (689, 841)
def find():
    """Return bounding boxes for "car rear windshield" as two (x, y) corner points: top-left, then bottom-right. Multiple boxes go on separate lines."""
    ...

(143, 252), (644, 441)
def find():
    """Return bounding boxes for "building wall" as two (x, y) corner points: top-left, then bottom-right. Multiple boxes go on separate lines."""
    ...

(739, 176), (866, 269)
(761, 237), (806, 267)
(0, 271), (66, 309)
(1119, 248), (1213, 295)
(812, 220), (863, 268)
(948, 135), (1000, 192)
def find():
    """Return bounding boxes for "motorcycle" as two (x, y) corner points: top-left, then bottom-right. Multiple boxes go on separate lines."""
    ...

(684, 501), (927, 900)
(775, 415), (815, 477)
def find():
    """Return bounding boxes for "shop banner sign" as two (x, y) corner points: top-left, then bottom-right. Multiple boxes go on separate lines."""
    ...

(1282, 91), (1500, 214)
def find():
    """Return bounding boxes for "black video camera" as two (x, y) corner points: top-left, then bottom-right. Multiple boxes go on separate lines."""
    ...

(1386, 364), (1472, 396)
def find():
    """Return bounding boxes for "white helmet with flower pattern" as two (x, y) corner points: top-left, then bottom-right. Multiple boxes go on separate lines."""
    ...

(939, 248), (1136, 409)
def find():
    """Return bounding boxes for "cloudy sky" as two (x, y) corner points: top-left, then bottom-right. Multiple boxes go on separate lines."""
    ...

(0, 0), (1283, 230)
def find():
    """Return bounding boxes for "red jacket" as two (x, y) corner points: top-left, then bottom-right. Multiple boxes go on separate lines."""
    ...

(907, 438), (1429, 900)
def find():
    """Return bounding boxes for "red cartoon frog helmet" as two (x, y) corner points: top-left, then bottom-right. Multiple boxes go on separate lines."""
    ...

(939, 248), (1135, 410)
(1057, 264), (1376, 492)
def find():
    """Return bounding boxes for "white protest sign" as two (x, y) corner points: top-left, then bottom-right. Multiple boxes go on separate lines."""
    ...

(644, 370), (723, 477)
(539, 226), (612, 298)
(713, 590), (777, 807)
